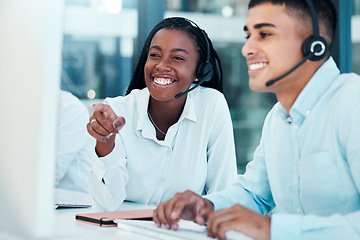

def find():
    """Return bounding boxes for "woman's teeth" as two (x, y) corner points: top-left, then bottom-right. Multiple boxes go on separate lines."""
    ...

(154, 77), (173, 85)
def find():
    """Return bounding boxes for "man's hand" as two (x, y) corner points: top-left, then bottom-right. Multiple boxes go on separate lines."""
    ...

(153, 190), (214, 230)
(206, 204), (271, 240)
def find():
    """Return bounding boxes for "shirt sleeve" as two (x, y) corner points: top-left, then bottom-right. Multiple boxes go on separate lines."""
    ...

(89, 98), (130, 212)
(205, 133), (275, 214)
(205, 93), (238, 194)
(89, 134), (129, 211)
(204, 106), (275, 212)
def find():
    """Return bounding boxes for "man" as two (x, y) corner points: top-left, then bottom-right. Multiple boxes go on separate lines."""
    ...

(153, 0), (360, 239)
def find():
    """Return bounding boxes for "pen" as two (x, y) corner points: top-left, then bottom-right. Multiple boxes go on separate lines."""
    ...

(103, 131), (119, 142)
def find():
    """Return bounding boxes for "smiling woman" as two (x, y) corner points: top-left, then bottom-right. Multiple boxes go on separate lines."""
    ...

(144, 28), (199, 116)
(87, 17), (238, 211)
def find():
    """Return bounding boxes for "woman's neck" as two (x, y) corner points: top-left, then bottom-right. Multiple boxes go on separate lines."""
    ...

(148, 97), (186, 140)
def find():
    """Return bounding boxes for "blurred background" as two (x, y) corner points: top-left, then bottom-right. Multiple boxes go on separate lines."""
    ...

(61, 0), (360, 173)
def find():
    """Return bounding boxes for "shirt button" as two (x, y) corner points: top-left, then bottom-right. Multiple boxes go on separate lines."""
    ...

(296, 208), (301, 213)
(153, 201), (158, 205)
(293, 125), (298, 130)
(306, 110), (311, 116)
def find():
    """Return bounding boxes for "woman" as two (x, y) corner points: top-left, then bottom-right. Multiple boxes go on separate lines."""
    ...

(87, 17), (237, 211)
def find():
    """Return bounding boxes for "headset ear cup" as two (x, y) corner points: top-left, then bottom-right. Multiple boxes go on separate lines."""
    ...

(302, 35), (328, 61)
(196, 62), (214, 83)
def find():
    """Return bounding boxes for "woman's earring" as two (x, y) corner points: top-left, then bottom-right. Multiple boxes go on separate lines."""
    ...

(193, 78), (199, 82)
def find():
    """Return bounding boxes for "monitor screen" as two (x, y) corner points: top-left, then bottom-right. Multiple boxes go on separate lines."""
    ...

(0, 1), (64, 238)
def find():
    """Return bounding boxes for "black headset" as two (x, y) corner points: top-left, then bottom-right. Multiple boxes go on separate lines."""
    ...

(302, 0), (328, 61)
(175, 18), (213, 98)
(195, 25), (213, 84)
(266, 0), (329, 87)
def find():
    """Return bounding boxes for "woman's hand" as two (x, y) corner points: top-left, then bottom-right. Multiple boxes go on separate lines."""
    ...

(87, 104), (125, 157)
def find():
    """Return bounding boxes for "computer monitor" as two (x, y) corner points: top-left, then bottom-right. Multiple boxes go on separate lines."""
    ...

(0, 1), (64, 238)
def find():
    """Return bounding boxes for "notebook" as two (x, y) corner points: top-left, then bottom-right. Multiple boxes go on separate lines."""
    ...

(75, 209), (154, 227)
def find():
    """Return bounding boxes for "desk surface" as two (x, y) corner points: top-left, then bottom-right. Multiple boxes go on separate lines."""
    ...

(53, 204), (251, 240)
(0, 190), (252, 240)
(53, 202), (157, 240)
(0, 202), (157, 240)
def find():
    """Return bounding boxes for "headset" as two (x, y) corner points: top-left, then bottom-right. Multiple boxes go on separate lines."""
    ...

(265, 0), (328, 87)
(175, 19), (214, 98)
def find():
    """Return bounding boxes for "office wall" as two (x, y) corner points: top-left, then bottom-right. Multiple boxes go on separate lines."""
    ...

(61, 0), (357, 173)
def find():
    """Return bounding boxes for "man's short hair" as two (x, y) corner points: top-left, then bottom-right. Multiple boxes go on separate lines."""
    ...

(248, 0), (337, 48)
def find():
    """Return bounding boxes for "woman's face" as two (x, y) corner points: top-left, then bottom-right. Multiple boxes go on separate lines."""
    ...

(144, 28), (199, 101)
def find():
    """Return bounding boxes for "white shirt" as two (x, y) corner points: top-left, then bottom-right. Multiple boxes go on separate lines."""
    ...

(56, 90), (95, 193)
(90, 87), (237, 211)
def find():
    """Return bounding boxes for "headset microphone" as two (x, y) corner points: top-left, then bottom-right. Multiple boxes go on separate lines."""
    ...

(265, 0), (328, 87)
(265, 53), (314, 87)
(175, 78), (207, 98)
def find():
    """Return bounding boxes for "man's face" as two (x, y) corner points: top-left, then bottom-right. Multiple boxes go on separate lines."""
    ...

(242, 3), (308, 93)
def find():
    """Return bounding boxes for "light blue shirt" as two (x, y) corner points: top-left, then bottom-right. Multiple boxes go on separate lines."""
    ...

(206, 57), (360, 239)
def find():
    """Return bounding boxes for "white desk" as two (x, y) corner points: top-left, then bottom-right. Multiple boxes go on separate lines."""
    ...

(0, 202), (252, 240)
(53, 202), (157, 240)
(53, 188), (156, 239)
(52, 204), (252, 240)
(0, 202), (157, 240)
(0, 189), (252, 240)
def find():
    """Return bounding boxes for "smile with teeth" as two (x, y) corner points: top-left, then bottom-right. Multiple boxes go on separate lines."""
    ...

(249, 62), (268, 71)
(154, 77), (175, 86)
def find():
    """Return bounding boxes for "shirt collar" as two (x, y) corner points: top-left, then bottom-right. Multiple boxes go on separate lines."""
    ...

(285, 57), (340, 125)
